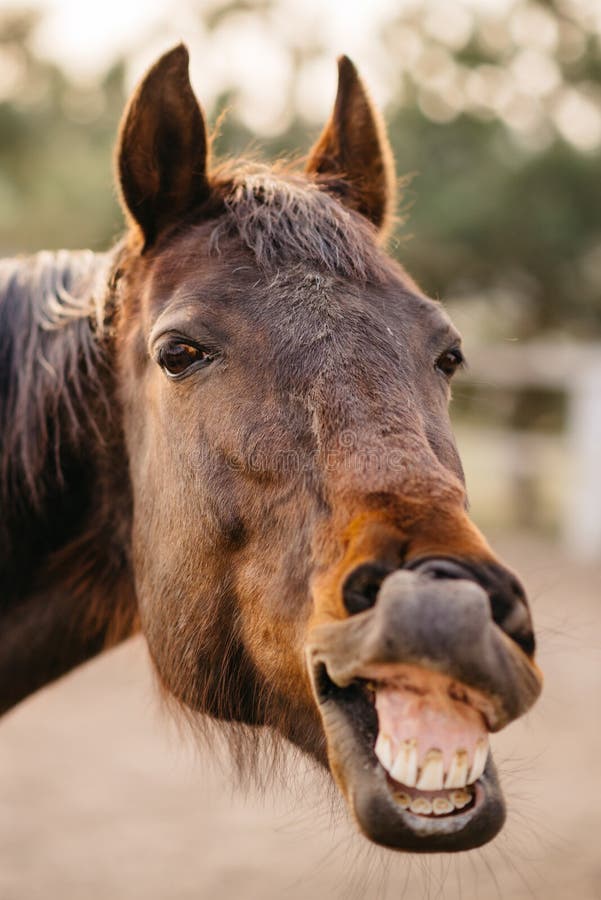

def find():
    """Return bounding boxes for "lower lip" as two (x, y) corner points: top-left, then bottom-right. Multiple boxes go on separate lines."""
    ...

(350, 760), (506, 853)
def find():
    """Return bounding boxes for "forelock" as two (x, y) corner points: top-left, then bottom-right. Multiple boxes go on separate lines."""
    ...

(209, 164), (390, 282)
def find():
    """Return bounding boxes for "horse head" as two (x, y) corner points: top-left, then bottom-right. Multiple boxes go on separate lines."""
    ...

(113, 45), (542, 853)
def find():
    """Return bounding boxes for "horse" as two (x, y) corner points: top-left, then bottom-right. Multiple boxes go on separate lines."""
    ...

(0, 44), (542, 854)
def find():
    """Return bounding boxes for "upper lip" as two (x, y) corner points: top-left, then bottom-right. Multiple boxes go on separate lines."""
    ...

(309, 570), (541, 731)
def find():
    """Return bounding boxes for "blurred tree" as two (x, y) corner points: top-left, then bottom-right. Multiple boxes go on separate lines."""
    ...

(0, 10), (124, 253)
(377, 0), (601, 338)
(1, 0), (600, 337)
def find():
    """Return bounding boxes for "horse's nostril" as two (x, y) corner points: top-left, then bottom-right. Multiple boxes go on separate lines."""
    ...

(489, 585), (536, 655)
(412, 557), (537, 657)
(411, 558), (473, 582)
(342, 562), (395, 615)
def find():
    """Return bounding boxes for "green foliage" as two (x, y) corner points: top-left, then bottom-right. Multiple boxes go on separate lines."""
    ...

(387, 110), (601, 336)
(0, 11), (124, 254)
(1, 1), (600, 337)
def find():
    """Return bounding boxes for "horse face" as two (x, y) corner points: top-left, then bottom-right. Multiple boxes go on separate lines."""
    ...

(116, 46), (542, 853)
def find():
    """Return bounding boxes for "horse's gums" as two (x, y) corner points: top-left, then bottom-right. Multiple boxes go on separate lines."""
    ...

(0, 44), (542, 854)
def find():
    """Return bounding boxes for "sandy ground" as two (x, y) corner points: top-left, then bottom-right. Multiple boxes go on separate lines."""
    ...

(1, 534), (601, 900)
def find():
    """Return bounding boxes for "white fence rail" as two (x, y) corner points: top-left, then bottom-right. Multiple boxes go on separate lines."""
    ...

(460, 342), (601, 562)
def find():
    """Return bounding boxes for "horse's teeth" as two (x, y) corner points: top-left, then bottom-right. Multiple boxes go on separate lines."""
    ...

(394, 791), (411, 809)
(375, 730), (487, 794)
(468, 738), (489, 784)
(416, 749), (444, 791)
(432, 797), (454, 816)
(444, 749), (469, 789)
(409, 797), (432, 815)
(390, 739), (418, 787)
(375, 733), (393, 771)
(450, 789), (471, 809)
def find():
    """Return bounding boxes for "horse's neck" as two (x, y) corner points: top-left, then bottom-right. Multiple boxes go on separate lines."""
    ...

(0, 250), (137, 715)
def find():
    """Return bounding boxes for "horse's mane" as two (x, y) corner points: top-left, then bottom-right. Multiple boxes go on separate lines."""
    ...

(0, 249), (114, 511)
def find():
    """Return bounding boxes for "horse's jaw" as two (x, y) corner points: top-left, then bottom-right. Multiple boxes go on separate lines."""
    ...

(306, 570), (542, 852)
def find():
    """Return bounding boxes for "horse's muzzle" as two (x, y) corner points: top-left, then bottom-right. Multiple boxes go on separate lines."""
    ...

(307, 565), (543, 852)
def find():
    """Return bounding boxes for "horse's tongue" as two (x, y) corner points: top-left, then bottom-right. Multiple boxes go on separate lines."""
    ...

(374, 683), (489, 790)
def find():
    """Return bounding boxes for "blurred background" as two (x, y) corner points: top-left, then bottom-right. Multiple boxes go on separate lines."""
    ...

(1, 1), (600, 898)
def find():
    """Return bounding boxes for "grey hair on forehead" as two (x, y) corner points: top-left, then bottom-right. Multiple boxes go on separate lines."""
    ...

(209, 164), (390, 282)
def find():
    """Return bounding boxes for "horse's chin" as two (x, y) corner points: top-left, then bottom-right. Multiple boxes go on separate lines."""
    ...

(311, 664), (506, 853)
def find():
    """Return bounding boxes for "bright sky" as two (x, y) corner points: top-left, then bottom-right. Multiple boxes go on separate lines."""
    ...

(23, 0), (514, 82)
(11, 0), (514, 126)
(6, 0), (600, 149)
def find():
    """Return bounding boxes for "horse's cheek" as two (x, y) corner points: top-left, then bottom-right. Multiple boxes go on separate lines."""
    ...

(231, 586), (312, 718)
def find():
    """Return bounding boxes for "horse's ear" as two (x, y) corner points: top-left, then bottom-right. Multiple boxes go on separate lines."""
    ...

(305, 56), (395, 237)
(116, 44), (210, 250)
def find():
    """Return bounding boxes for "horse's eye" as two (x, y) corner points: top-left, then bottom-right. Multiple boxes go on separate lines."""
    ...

(436, 347), (465, 378)
(157, 342), (215, 378)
